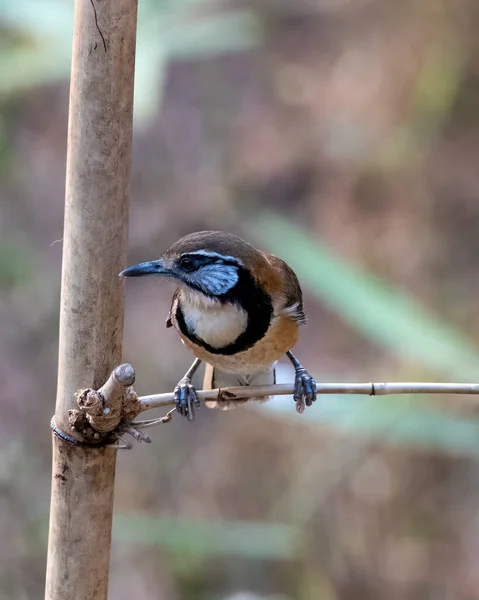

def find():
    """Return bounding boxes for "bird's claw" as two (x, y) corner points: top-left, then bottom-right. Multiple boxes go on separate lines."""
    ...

(174, 378), (200, 421)
(293, 368), (317, 414)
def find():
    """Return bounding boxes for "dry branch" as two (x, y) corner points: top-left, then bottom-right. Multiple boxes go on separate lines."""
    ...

(70, 363), (140, 441)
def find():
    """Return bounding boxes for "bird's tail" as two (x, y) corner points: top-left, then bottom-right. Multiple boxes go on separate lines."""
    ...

(203, 364), (276, 410)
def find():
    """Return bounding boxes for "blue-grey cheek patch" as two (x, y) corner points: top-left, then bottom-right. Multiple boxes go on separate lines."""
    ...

(190, 264), (239, 295)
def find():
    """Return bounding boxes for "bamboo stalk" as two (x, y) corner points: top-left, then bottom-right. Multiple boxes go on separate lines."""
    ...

(138, 382), (479, 412)
(45, 1), (137, 599)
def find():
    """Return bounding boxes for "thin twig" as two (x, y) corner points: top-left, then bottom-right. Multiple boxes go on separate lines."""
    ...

(132, 408), (176, 428)
(138, 382), (479, 413)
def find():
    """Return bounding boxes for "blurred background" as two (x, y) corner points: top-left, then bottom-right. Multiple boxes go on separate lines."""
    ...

(2, 0), (479, 598)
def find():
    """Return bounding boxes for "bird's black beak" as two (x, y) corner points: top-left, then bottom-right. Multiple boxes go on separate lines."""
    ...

(119, 260), (169, 278)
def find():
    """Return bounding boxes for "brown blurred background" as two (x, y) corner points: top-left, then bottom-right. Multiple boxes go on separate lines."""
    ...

(2, 0), (479, 598)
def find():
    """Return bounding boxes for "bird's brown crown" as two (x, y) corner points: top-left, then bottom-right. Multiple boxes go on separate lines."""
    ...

(164, 231), (268, 270)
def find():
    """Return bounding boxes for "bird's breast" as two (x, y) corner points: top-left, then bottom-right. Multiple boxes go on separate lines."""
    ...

(183, 301), (248, 349)
(181, 316), (298, 373)
(171, 288), (297, 372)
(176, 311), (299, 375)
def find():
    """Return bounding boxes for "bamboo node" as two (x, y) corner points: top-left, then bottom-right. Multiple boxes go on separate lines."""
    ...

(69, 363), (142, 444)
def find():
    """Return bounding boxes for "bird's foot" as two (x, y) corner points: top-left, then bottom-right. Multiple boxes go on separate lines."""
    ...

(174, 377), (200, 421)
(293, 367), (317, 414)
(286, 350), (317, 413)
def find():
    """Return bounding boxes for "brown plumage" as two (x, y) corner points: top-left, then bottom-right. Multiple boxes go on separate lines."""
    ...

(121, 230), (316, 420)
(166, 230), (307, 332)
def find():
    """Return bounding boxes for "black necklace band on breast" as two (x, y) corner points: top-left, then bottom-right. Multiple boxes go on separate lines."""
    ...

(175, 270), (273, 355)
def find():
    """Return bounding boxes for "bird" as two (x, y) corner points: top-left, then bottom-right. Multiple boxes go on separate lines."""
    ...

(120, 231), (316, 421)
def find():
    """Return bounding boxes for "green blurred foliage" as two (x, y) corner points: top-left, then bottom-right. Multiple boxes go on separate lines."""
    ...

(113, 515), (299, 560)
(0, 242), (33, 288)
(0, 0), (262, 122)
(252, 214), (479, 381)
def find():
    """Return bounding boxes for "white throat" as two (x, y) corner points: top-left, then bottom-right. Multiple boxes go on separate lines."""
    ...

(179, 290), (248, 349)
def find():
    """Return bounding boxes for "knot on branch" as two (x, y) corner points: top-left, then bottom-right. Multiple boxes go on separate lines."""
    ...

(69, 363), (141, 444)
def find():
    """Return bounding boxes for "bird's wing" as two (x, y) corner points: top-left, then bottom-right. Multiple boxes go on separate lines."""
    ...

(166, 289), (180, 328)
(266, 255), (307, 325)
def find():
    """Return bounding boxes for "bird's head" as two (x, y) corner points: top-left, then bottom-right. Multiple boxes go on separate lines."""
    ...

(120, 231), (263, 300)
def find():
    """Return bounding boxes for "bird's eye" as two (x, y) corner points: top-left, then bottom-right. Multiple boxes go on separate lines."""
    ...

(179, 256), (196, 272)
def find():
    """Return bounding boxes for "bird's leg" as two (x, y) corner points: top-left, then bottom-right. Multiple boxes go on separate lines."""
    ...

(174, 358), (202, 421)
(286, 350), (317, 414)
